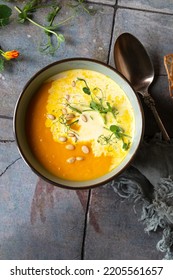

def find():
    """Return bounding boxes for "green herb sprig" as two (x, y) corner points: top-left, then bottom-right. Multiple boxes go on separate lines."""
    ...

(110, 125), (131, 150)
(77, 77), (91, 95)
(59, 114), (79, 132)
(76, 77), (117, 123)
(14, 3), (74, 54)
(69, 0), (96, 15)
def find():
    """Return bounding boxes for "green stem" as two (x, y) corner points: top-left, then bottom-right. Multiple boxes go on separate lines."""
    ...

(14, 6), (61, 39)
(49, 15), (75, 29)
(49, 6), (61, 27)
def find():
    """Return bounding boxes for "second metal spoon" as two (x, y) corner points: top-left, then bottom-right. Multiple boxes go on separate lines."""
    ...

(114, 32), (170, 141)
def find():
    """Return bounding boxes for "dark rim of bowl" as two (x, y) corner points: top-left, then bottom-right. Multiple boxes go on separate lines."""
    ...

(13, 57), (144, 190)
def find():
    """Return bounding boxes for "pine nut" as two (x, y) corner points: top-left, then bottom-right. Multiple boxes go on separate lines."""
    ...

(47, 114), (56, 120)
(81, 114), (88, 122)
(65, 94), (70, 101)
(66, 113), (75, 120)
(68, 132), (76, 137)
(76, 156), (84, 161)
(81, 145), (89, 154)
(72, 81), (76, 87)
(58, 136), (67, 142)
(62, 108), (67, 115)
(66, 157), (76, 163)
(65, 144), (75, 150)
(71, 136), (78, 142)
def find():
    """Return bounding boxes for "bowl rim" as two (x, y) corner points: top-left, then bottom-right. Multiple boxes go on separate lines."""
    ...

(13, 57), (144, 190)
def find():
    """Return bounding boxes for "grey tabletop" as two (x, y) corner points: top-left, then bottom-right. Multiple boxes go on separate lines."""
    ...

(1, 0), (173, 260)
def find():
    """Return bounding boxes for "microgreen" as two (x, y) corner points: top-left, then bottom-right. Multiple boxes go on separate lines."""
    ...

(122, 141), (131, 151)
(110, 125), (130, 139)
(90, 101), (117, 115)
(39, 4), (65, 55)
(76, 77), (117, 124)
(0, 4), (12, 27)
(109, 125), (131, 150)
(69, 0), (96, 15)
(97, 134), (115, 145)
(59, 114), (79, 131)
(110, 125), (125, 139)
(14, 2), (74, 55)
(66, 104), (82, 114)
(76, 77), (91, 95)
(16, 0), (44, 23)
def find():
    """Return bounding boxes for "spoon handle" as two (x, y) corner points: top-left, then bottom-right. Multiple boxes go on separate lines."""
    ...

(142, 92), (170, 141)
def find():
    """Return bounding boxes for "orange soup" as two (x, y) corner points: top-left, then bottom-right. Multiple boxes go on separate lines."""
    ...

(26, 69), (135, 181)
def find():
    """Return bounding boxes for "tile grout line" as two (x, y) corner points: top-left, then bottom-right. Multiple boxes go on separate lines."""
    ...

(116, 5), (173, 16)
(0, 157), (21, 177)
(0, 115), (13, 120)
(81, 189), (91, 260)
(107, 5), (117, 65)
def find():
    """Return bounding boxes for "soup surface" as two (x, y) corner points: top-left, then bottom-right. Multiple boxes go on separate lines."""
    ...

(26, 69), (135, 181)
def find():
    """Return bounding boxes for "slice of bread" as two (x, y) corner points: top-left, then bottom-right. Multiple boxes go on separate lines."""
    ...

(164, 54), (173, 97)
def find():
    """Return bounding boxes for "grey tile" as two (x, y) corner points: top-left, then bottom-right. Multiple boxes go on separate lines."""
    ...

(0, 2), (114, 116)
(84, 185), (163, 259)
(0, 118), (14, 140)
(0, 158), (88, 259)
(118, 0), (173, 13)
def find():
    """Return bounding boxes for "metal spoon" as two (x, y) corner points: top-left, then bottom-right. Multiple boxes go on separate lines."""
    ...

(114, 32), (170, 141)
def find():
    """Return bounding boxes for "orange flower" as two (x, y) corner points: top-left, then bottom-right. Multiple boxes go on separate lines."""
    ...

(1, 50), (19, 60)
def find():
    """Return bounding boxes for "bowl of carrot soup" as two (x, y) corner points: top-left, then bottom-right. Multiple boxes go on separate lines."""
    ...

(14, 58), (144, 189)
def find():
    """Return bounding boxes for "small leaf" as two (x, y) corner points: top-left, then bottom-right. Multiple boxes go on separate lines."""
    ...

(0, 59), (4, 72)
(58, 33), (65, 42)
(90, 100), (101, 111)
(83, 87), (91, 95)
(110, 125), (123, 133)
(0, 5), (12, 27)
(122, 142), (130, 151)
(18, 11), (28, 23)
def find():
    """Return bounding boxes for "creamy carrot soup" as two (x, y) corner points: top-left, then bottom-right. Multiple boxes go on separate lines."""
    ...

(26, 69), (135, 181)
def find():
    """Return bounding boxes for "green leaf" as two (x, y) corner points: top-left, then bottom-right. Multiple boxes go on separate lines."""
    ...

(90, 100), (101, 111)
(122, 141), (130, 151)
(67, 104), (82, 114)
(77, 77), (91, 95)
(110, 125), (123, 133)
(110, 125), (124, 139)
(0, 5), (12, 27)
(18, 11), (27, 23)
(0, 59), (4, 72)
(83, 87), (91, 95)
(58, 33), (65, 42)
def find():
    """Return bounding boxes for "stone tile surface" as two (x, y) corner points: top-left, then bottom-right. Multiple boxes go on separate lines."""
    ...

(0, 118), (14, 140)
(118, 0), (173, 13)
(84, 185), (163, 259)
(1, 0), (173, 260)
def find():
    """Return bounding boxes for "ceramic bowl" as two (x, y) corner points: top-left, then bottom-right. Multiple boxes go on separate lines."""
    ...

(13, 58), (144, 189)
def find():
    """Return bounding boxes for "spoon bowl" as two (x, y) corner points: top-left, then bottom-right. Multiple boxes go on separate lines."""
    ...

(114, 32), (170, 141)
(114, 33), (154, 93)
